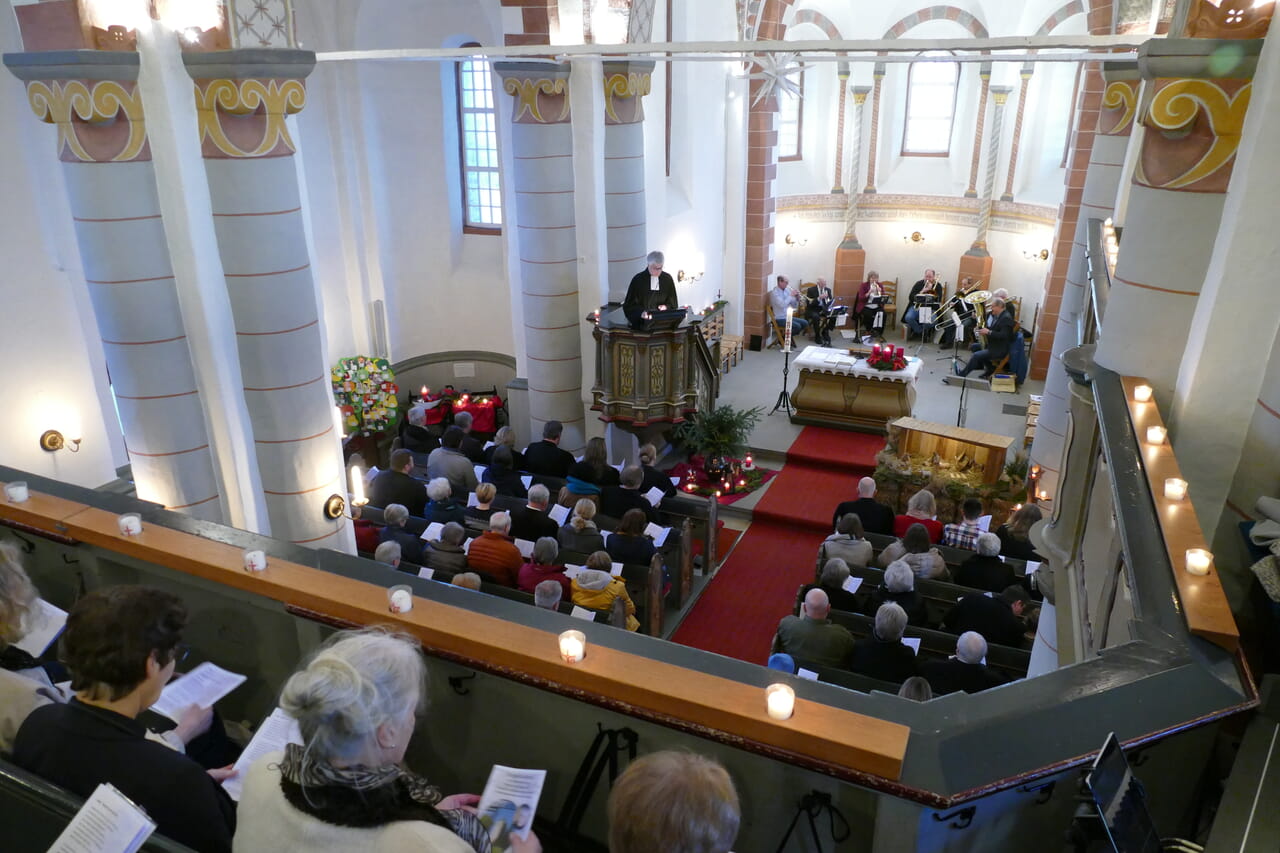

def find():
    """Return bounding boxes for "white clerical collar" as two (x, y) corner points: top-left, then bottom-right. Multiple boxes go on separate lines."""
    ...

(650, 275), (660, 290)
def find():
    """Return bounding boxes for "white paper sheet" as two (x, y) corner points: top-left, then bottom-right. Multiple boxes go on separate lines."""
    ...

(548, 504), (570, 524)
(976, 515), (992, 532)
(14, 598), (67, 657)
(669, 476), (681, 486)
(418, 567), (435, 580)
(48, 783), (156, 853)
(473, 465), (485, 481)
(484, 441), (495, 450)
(643, 486), (665, 507)
(1022, 560), (1041, 576)
(477, 765), (547, 845)
(570, 605), (595, 621)
(520, 475), (532, 489)
(563, 564), (583, 579)
(420, 521), (445, 542)
(610, 562), (624, 577)
(461, 538), (473, 554)
(150, 662), (246, 722)
(467, 492), (480, 508)
(841, 576), (863, 594)
(514, 538), (536, 558)
(903, 637), (922, 656)
(221, 708), (303, 801)
(643, 522), (671, 547)
(797, 668), (819, 680)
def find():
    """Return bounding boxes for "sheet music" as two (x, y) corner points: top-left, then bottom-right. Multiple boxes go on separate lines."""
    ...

(841, 576), (863, 594)
(420, 521), (445, 541)
(467, 492), (480, 508)
(150, 662), (246, 722)
(643, 522), (671, 547)
(976, 515), (992, 532)
(514, 538), (536, 558)
(903, 637), (922, 656)
(473, 465), (485, 481)
(563, 564), (583, 579)
(548, 503), (570, 524)
(14, 598), (67, 657)
(610, 562), (624, 577)
(418, 567), (435, 580)
(796, 668), (819, 680)
(570, 605), (595, 621)
(643, 486), (665, 507)
(520, 475), (532, 489)
(48, 783), (156, 853)
(222, 708), (303, 801)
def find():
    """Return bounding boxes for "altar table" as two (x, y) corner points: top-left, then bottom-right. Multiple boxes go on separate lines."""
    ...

(790, 346), (921, 433)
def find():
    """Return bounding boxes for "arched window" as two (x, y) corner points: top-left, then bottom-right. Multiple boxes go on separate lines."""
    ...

(902, 52), (959, 156)
(456, 45), (501, 232)
(778, 71), (803, 161)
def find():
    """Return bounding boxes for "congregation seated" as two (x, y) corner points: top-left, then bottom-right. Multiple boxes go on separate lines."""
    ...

(533, 579), (563, 611)
(953, 533), (1018, 593)
(399, 403), (440, 455)
(567, 436), (621, 496)
(510, 484), (559, 543)
(451, 572), (483, 591)
(897, 676), (933, 702)
(558, 498), (606, 554)
(607, 750), (739, 853)
(810, 558), (861, 613)
(523, 419), (574, 479)
(423, 477), (467, 526)
(482, 445), (528, 499)
(864, 560), (928, 627)
(941, 498), (985, 551)
(893, 489), (944, 542)
(819, 512), (873, 568)
(481, 425), (525, 471)
(375, 540), (403, 571)
(877, 523), (949, 581)
(518, 537), (572, 600)
(13, 586), (237, 853)
(464, 482), (497, 526)
(1, 544), (67, 751)
(774, 588), (854, 669)
(847, 603), (920, 685)
(996, 504), (1045, 562)
(921, 631), (1008, 695)
(831, 476), (895, 536)
(427, 427), (479, 501)
(571, 552), (639, 632)
(637, 443), (676, 499)
(600, 465), (657, 524)
(233, 629), (533, 852)
(368, 449), (427, 518)
(422, 521), (469, 574)
(606, 509), (657, 567)
(378, 503), (425, 565)
(451, 409), (486, 464)
(943, 585), (1033, 649)
(466, 511), (523, 587)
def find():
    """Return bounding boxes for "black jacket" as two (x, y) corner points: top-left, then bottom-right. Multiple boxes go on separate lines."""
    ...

(981, 310), (1016, 359)
(831, 497), (895, 535)
(483, 464), (528, 499)
(922, 658), (1008, 695)
(600, 486), (657, 524)
(847, 633), (920, 684)
(379, 525), (425, 565)
(523, 440), (574, 478)
(942, 593), (1027, 648)
(510, 504), (559, 543)
(954, 554), (1017, 594)
(367, 470), (428, 518)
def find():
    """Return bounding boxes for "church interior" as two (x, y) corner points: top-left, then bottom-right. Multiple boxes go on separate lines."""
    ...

(3, 0), (1280, 850)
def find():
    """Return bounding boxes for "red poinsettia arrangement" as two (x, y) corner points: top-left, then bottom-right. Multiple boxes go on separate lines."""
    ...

(866, 343), (907, 371)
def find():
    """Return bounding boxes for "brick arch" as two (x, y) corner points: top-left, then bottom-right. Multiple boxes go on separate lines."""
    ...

(881, 6), (990, 40)
(498, 0), (556, 46)
(1033, 0), (1086, 36)
(788, 8), (843, 41)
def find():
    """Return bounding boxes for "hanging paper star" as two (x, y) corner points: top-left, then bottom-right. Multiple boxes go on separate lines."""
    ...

(742, 53), (808, 107)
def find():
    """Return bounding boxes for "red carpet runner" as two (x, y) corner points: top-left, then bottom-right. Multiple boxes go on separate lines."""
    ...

(671, 427), (885, 663)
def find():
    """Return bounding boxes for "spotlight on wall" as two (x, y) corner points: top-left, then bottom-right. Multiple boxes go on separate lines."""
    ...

(904, 231), (926, 244)
(677, 269), (704, 282)
(39, 429), (81, 453)
(784, 234), (808, 247)
(1023, 248), (1050, 262)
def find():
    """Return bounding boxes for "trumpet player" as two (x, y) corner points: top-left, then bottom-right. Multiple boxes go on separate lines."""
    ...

(769, 275), (809, 337)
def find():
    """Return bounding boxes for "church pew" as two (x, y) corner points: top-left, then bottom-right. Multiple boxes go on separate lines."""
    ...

(400, 562), (612, 623)
(826, 609), (1030, 681)
(787, 659), (906, 696)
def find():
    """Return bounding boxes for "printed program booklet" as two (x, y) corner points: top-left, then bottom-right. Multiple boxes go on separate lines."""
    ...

(477, 764), (546, 851)
(48, 783), (156, 853)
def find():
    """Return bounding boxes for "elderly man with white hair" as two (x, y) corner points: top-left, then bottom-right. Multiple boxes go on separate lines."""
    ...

(511, 483), (559, 543)
(422, 477), (466, 526)
(534, 579), (563, 611)
(848, 603), (920, 684)
(465, 511), (524, 587)
(377, 503), (425, 565)
(773, 588), (855, 669)
(866, 559), (927, 626)
(830, 476), (895, 535)
(398, 402), (439, 455)
(921, 631), (1008, 695)
(373, 540), (402, 570)
(623, 250), (678, 323)
(451, 410), (486, 463)
(956, 296), (1015, 379)
(955, 532), (1019, 593)
(422, 521), (469, 574)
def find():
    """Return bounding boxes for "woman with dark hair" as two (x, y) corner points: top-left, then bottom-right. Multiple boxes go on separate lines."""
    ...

(13, 586), (237, 853)
(566, 437), (621, 496)
(996, 504), (1045, 561)
(482, 446), (528, 499)
(606, 508), (656, 567)
(877, 523), (948, 580)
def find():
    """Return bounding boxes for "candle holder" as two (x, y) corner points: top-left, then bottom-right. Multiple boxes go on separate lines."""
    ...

(1133, 384), (1153, 403)
(765, 683), (795, 721)
(1185, 548), (1212, 576)
(1163, 478), (1188, 501)
(1146, 426), (1167, 445)
(558, 629), (586, 663)
(388, 585), (413, 613)
(4, 482), (29, 503)
(117, 513), (143, 536)
(243, 549), (268, 572)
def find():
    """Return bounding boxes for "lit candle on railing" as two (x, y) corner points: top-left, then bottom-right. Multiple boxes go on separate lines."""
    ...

(243, 549), (267, 572)
(558, 629), (586, 663)
(1164, 478), (1188, 501)
(1133, 384), (1153, 403)
(765, 683), (795, 720)
(117, 513), (142, 536)
(4, 482), (29, 503)
(1146, 426), (1167, 445)
(1185, 549), (1212, 576)
(351, 466), (368, 507)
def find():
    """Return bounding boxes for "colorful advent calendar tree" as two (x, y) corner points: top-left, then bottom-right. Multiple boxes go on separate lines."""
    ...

(331, 356), (400, 436)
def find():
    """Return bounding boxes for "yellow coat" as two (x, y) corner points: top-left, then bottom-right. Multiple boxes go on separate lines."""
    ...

(571, 574), (640, 632)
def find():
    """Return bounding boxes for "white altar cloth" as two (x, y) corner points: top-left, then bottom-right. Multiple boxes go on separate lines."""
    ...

(793, 346), (923, 385)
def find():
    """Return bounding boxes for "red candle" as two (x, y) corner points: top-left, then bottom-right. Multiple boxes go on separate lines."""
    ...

(895, 346), (904, 359)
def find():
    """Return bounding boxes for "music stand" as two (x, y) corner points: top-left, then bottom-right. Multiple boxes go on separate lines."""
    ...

(1084, 733), (1162, 853)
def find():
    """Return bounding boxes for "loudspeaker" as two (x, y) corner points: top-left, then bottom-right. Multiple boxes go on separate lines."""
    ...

(749, 334), (763, 352)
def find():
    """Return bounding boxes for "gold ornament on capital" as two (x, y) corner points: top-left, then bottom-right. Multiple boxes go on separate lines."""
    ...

(26, 80), (148, 163)
(502, 77), (570, 124)
(1100, 80), (1138, 136)
(1136, 79), (1251, 191)
(194, 78), (307, 158)
(603, 71), (652, 123)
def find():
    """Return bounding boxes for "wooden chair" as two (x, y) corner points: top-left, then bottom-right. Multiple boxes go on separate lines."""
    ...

(881, 279), (898, 333)
(766, 302), (788, 349)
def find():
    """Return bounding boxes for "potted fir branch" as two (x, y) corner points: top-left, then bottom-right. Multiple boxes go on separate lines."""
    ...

(672, 404), (763, 478)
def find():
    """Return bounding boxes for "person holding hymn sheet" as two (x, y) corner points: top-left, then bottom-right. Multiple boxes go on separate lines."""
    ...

(818, 513), (873, 569)
(517, 538), (572, 601)
(903, 268), (942, 340)
(606, 509), (658, 568)
(571, 552), (640, 632)
(804, 277), (836, 346)
(623, 250), (678, 324)
(423, 522), (470, 575)
(379, 503), (426, 565)
(866, 560), (928, 627)
(637, 443), (677, 499)
(607, 751), (739, 853)
(855, 270), (888, 341)
(942, 498), (985, 551)
(14, 586), (238, 853)
(558, 499), (606, 555)
(847, 603), (920, 685)
(808, 558), (862, 613)
(233, 629), (540, 853)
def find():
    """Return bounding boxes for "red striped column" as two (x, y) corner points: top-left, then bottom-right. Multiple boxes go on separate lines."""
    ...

(831, 63), (850, 193)
(862, 64), (885, 194)
(185, 51), (345, 546)
(1001, 67), (1034, 201)
(6, 53), (222, 520)
(965, 66), (991, 198)
(496, 63), (585, 451)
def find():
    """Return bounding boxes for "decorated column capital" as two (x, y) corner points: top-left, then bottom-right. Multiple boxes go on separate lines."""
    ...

(496, 62), (573, 125)
(183, 49), (314, 159)
(601, 60), (654, 125)
(1099, 62), (1141, 136)
(852, 85), (870, 106)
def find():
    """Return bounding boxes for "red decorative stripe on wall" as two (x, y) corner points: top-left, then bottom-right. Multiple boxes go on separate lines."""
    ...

(73, 213), (162, 223)
(115, 389), (200, 401)
(243, 376), (325, 393)
(291, 527), (343, 544)
(263, 482), (338, 496)
(86, 274), (175, 285)
(224, 262), (311, 279)
(168, 494), (220, 510)
(130, 443), (210, 458)
(1113, 275), (1199, 297)
(212, 206), (302, 217)
(255, 425), (335, 445)
(101, 334), (187, 346)
(1258, 397), (1280, 421)
(236, 319), (319, 337)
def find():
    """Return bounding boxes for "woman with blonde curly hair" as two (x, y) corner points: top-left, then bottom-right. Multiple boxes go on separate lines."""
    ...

(558, 498), (606, 554)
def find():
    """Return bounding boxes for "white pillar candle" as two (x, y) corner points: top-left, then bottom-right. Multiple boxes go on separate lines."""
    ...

(243, 549), (267, 572)
(351, 465), (367, 507)
(1185, 549), (1212, 576)
(558, 629), (586, 663)
(1146, 426), (1167, 445)
(1133, 384), (1153, 403)
(4, 482), (29, 503)
(117, 513), (142, 536)
(765, 683), (795, 721)
(1163, 478), (1188, 501)
(388, 585), (413, 613)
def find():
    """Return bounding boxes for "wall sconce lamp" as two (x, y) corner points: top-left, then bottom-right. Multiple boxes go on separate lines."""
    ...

(904, 231), (925, 244)
(784, 234), (808, 247)
(1023, 248), (1050, 262)
(677, 270), (704, 282)
(323, 494), (347, 520)
(324, 466), (371, 520)
(40, 430), (81, 453)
